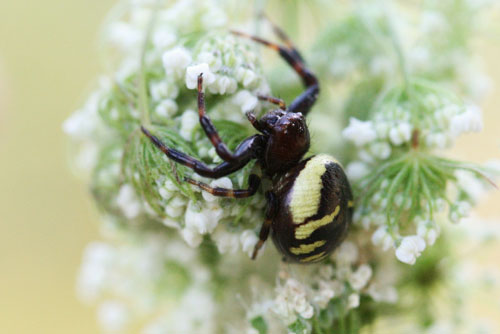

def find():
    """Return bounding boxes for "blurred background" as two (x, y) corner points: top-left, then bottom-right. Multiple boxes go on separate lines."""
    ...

(0, 1), (498, 333)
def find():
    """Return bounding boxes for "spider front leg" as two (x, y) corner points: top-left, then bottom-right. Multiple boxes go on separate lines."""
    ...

(231, 27), (319, 116)
(141, 126), (264, 178)
(197, 74), (248, 162)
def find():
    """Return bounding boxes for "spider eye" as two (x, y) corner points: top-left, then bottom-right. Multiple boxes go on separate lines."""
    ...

(268, 116), (279, 125)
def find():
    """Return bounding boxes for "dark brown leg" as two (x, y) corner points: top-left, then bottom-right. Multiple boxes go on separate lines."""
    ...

(184, 174), (260, 198)
(259, 12), (305, 62)
(197, 74), (244, 162)
(252, 191), (277, 260)
(245, 111), (267, 133)
(231, 30), (319, 116)
(258, 94), (286, 110)
(141, 126), (264, 178)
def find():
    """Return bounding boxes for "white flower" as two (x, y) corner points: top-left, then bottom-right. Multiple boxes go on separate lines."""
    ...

(236, 68), (259, 88)
(208, 76), (237, 95)
(450, 201), (472, 223)
(97, 301), (130, 332)
(212, 228), (239, 254)
(334, 241), (358, 265)
(165, 196), (186, 218)
(349, 264), (373, 290)
(450, 104), (483, 136)
(425, 132), (449, 149)
(369, 142), (391, 159)
(150, 80), (179, 101)
(345, 161), (370, 181)
(240, 230), (260, 258)
(63, 91), (103, 140)
(313, 280), (335, 309)
(107, 22), (142, 50)
(184, 200), (223, 234)
(152, 30), (176, 50)
(455, 170), (486, 203)
(197, 52), (222, 72)
(179, 109), (198, 141)
(395, 235), (426, 265)
(202, 177), (232, 202)
(181, 227), (203, 248)
(342, 118), (377, 147)
(273, 279), (314, 324)
(233, 90), (258, 113)
(367, 283), (398, 303)
(162, 46), (192, 78)
(372, 227), (394, 251)
(77, 242), (115, 302)
(155, 99), (178, 118)
(116, 184), (141, 219)
(416, 219), (439, 246)
(185, 63), (216, 89)
(347, 293), (360, 309)
(389, 122), (412, 145)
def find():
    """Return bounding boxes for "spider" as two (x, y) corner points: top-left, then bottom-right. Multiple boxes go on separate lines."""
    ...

(141, 22), (353, 263)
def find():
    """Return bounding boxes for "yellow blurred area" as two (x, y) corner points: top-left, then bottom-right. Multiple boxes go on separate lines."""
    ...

(0, 1), (498, 333)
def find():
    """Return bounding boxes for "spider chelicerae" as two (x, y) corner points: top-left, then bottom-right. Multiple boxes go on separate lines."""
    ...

(141, 22), (353, 263)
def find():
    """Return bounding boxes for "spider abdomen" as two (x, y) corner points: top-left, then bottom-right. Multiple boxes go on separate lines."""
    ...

(271, 155), (353, 263)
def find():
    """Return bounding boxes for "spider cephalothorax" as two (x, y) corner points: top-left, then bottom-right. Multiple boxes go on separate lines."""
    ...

(141, 22), (353, 263)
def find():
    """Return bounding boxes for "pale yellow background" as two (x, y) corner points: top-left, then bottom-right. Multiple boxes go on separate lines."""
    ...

(0, 1), (498, 333)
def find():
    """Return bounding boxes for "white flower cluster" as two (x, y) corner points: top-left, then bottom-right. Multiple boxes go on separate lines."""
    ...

(246, 242), (397, 332)
(273, 278), (314, 324)
(77, 232), (217, 334)
(342, 83), (488, 265)
(343, 95), (483, 181)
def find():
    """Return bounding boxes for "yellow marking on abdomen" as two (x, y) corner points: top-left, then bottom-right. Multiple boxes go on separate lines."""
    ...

(290, 154), (338, 224)
(295, 205), (340, 240)
(300, 251), (326, 263)
(290, 240), (326, 255)
(348, 200), (354, 208)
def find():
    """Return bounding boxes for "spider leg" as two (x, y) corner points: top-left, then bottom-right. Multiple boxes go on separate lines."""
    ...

(259, 12), (305, 62)
(252, 191), (277, 260)
(197, 74), (246, 162)
(231, 30), (319, 116)
(184, 174), (260, 198)
(141, 126), (264, 178)
(257, 94), (286, 110)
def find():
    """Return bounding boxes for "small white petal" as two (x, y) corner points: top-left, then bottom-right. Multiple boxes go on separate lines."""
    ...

(345, 162), (370, 181)
(347, 294), (360, 309)
(181, 227), (203, 247)
(185, 63), (216, 89)
(162, 46), (192, 78)
(395, 235), (426, 265)
(349, 264), (373, 290)
(389, 122), (412, 145)
(233, 90), (258, 113)
(342, 118), (377, 147)
(179, 109), (198, 141)
(116, 184), (141, 219)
